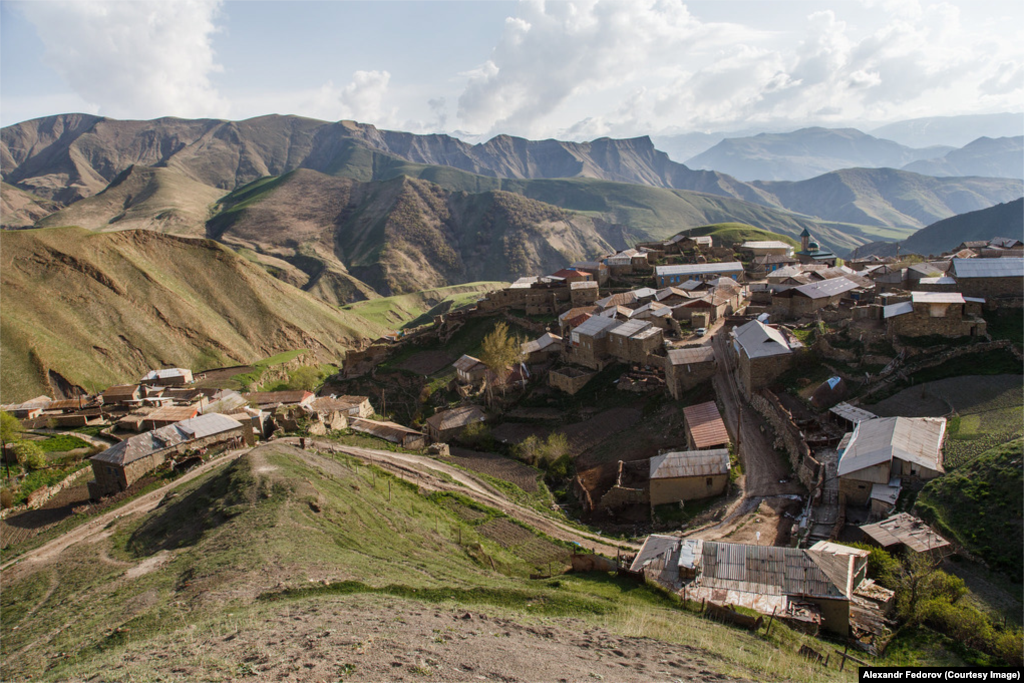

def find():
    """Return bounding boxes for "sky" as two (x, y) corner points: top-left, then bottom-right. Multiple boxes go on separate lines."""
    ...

(2, 0), (1022, 140)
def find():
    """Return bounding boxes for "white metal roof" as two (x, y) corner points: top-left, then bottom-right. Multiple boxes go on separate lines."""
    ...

(656, 262), (744, 277)
(829, 402), (877, 424)
(667, 346), (715, 366)
(911, 291), (965, 304)
(883, 301), (913, 318)
(741, 241), (793, 250)
(572, 315), (622, 338)
(609, 319), (652, 338)
(952, 257), (1024, 279)
(570, 280), (598, 290)
(917, 276), (957, 285)
(732, 320), (793, 359)
(650, 448), (730, 479)
(837, 417), (945, 477)
(793, 277), (859, 300)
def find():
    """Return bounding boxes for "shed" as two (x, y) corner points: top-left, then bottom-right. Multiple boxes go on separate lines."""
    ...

(683, 401), (730, 450)
(649, 448), (730, 505)
(425, 405), (486, 443)
(860, 513), (952, 556)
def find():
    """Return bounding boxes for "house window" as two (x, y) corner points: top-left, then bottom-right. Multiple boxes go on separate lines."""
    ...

(706, 477), (713, 487)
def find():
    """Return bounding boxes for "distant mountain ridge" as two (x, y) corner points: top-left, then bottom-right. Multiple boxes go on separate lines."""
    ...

(685, 127), (951, 181)
(3, 114), (1020, 234)
(902, 136), (1023, 180)
(899, 198), (1024, 256)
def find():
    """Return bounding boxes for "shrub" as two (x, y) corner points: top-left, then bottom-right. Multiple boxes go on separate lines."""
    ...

(0, 488), (13, 509)
(13, 441), (47, 471)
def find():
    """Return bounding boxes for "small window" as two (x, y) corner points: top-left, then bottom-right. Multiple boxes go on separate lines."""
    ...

(706, 477), (713, 487)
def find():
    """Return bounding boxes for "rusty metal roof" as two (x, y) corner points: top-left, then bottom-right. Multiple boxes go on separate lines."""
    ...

(683, 401), (730, 449)
(697, 542), (845, 599)
(860, 513), (951, 554)
(650, 448), (729, 479)
(144, 405), (200, 423)
(667, 346), (715, 366)
(425, 405), (486, 432)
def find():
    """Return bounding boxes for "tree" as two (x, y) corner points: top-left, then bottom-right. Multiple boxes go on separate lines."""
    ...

(0, 411), (22, 485)
(12, 441), (46, 472)
(286, 365), (324, 392)
(480, 322), (523, 402)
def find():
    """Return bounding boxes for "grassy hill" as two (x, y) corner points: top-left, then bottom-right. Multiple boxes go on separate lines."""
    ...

(900, 198), (1024, 256)
(0, 443), (860, 682)
(0, 227), (388, 401)
(685, 222), (801, 248)
(341, 282), (506, 330)
(916, 439), (1024, 581)
(36, 165), (227, 236)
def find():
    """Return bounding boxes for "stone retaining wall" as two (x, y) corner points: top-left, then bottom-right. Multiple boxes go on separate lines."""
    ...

(1, 466), (90, 519)
(749, 389), (820, 490)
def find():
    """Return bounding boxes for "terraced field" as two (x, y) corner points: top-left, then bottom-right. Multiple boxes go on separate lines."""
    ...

(444, 448), (539, 492)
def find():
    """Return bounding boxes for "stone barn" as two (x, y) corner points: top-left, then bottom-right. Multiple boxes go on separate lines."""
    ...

(649, 448), (730, 506)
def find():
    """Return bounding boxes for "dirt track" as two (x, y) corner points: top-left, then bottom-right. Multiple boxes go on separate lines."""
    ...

(289, 438), (639, 557)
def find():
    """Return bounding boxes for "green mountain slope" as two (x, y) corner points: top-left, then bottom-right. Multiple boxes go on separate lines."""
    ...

(340, 282), (506, 330)
(0, 443), (846, 682)
(36, 165), (227, 235)
(916, 439), (1024, 581)
(900, 198), (1024, 255)
(0, 227), (387, 401)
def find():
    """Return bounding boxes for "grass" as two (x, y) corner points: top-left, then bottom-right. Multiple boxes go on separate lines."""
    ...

(985, 309), (1024, 349)
(3, 460), (89, 506)
(31, 433), (91, 453)
(916, 439), (1024, 582)
(1, 442), (880, 682)
(342, 282), (506, 331)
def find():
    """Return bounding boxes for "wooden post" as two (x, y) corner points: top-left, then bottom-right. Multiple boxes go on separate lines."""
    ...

(824, 655), (829, 668)
(839, 645), (848, 672)
(701, 598), (705, 614)
(765, 605), (777, 635)
(388, 479), (392, 502)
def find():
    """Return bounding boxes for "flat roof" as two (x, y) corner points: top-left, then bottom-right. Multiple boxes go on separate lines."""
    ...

(656, 262), (743, 276)
(911, 291), (965, 304)
(952, 257), (1024, 278)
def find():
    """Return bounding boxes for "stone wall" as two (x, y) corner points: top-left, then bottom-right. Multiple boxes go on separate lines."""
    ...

(550, 367), (596, 395)
(0, 467), (91, 519)
(887, 306), (985, 338)
(599, 484), (649, 509)
(749, 389), (820, 490)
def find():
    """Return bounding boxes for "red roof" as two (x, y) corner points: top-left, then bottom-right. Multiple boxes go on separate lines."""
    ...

(683, 401), (730, 449)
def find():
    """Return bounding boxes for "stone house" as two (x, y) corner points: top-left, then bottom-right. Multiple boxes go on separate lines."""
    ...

(242, 390), (315, 410)
(649, 448), (730, 506)
(571, 261), (610, 285)
(550, 268), (594, 283)
(607, 319), (664, 364)
(747, 254), (799, 279)
(951, 257), (1024, 305)
(664, 346), (716, 399)
(683, 401), (730, 450)
(569, 280), (600, 306)
(771, 277), (862, 319)
(311, 395), (374, 419)
(558, 306), (597, 335)
(883, 292), (987, 338)
(521, 333), (562, 364)
(837, 417), (945, 507)
(140, 368), (194, 387)
(731, 320), (795, 396)
(349, 417), (426, 450)
(673, 289), (735, 322)
(88, 413), (247, 499)
(425, 405), (487, 443)
(453, 355), (489, 385)
(548, 366), (596, 395)
(655, 262), (744, 288)
(102, 384), (141, 407)
(568, 315), (622, 369)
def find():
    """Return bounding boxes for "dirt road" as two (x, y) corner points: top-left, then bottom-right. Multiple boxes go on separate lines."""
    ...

(0, 448), (250, 573)
(287, 438), (640, 557)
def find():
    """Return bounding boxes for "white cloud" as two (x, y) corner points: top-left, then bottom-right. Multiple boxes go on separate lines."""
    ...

(458, 0), (1024, 136)
(340, 70), (392, 123)
(18, 0), (229, 120)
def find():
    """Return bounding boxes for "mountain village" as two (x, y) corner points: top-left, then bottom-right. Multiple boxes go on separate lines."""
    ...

(3, 224), (1020, 665)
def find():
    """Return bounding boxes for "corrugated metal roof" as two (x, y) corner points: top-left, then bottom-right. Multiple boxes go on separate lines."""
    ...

(883, 301), (913, 318)
(953, 257), (1024, 279)
(837, 417), (945, 476)
(656, 262), (743, 277)
(141, 368), (191, 381)
(558, 305), (598, 322)
(918, 276), (957, 285)
(793, 277), (859, 299)
(829, 402), (877, 424)
(573, 315), (622, 338)
(595, 291), (639, 309)
(629, 534), (680, 573)
(860, 513), (951, 553)
(870, 481), (901, 505)
(522, 333), (562, 354)
(609, 319), (651, 338)
(741, 241), (793, 250)
(698, 542), (844, 599)
(633, 287), (658, 299)
(684, 401), (730, 449)
(92, 413), (243, 466)
(911, 291), (965, 304)
(350, 417), (421, 443)
(732, 320), (793, 359)
(570, 280), (598, 290)
(144, 405), (200, 423)
(667, 346), (715, 366)
(650, 448), (730, 479)
(203, 390), (247, 415)
(425, 405), (486, 431)
(453, 355), (486, 373)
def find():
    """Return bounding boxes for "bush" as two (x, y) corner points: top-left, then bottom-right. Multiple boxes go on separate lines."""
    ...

(13, 441), (47, 471)
(0, 488), (13, 509)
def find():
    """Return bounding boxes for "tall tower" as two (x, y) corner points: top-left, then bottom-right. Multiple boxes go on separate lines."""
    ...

(800, 228), (811, 252)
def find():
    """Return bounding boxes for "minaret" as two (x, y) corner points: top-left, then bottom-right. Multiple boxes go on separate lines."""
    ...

(800, 228), (811, 252)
